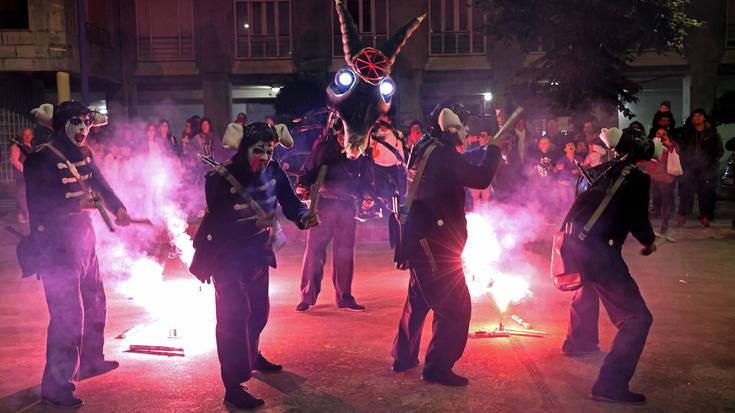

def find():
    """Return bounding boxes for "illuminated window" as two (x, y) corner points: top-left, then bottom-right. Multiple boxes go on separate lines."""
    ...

(135, 0), (195, 61)
(235, 0), (292, 59)
(428, 0), (485, 56)
(332, 0), (389, 57)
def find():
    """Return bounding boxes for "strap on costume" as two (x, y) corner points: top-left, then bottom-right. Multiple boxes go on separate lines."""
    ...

(213, 164), (269, 220)
(578, 164), (634, 241)
(402, 142), (437, 223)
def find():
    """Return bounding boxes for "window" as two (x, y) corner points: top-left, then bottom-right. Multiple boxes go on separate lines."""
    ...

(87, 1), (111, 47)
(428, 0), (485, 56)
(332, 0), (389, 57)
(235, 0), (292, 59)
(727, 0), (735, 48)
(0, 0), (29, 29)
(135, 0), (194, 61)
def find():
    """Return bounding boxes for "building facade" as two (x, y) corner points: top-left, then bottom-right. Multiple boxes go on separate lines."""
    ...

(1, 0), (734, 182)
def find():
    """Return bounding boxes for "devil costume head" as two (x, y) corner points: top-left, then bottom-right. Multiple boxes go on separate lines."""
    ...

(52, 101), (108, 147)
(222, 122), (294, 172)
(327, 0), (425, 159)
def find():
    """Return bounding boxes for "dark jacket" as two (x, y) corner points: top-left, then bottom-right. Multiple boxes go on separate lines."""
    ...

(191, 158), (308, 280)
(562, 161), (654, 283)
(23, 137), (126, 266)
(404, 135), (501, 265)
(297, 133), (374, 202)
(676, 126), (724, 176)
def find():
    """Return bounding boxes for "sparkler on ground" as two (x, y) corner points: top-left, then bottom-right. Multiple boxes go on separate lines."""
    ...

(462, 211), (547, 338)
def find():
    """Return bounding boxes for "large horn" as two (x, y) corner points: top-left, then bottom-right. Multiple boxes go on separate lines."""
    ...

(335, 0), (364, 65)
(382, 13), (426, 66)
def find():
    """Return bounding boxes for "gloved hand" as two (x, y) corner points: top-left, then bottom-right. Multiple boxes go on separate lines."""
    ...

(640, 243), (657, 256)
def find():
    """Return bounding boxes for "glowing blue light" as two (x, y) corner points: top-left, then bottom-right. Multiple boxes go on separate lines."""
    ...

(380, 79), (395, 96)
(337, 71), (354, 87)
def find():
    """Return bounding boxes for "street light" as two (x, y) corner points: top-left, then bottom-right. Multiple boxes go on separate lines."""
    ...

(483, 92), (493, 102)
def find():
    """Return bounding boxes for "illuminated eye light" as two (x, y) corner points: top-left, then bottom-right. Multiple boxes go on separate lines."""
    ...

(336, 70), (355, 88)
(379, 79), (395, 97)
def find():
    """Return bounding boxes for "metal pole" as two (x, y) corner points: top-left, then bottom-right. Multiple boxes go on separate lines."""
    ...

(76, 0), (89, 104)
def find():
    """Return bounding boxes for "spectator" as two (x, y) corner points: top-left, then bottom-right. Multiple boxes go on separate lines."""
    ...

(645, 127), (680, 240)
(181, 119), (195, 154)
(628, 121), (646, 135)
(575, 140), (589, 159)
(158, 119), (182, 156)
(649, 109), (676, 140)
(235, 112), (247, 126)
(193, 117), (233, 162)
(406, 120), (423, 149)
(145, 122), (162, 156)
(371, 114), (407, 208)
(10, 128), (33, 223)
(265, 116), (275, 126)
(676, 108), (725, 227)
(526, 136), (556, 211)
(554, 141), (582, 211)
(579, 120), (597, 144)
(511, 118), (531, 164)
(463, 130), (492, 205)
(545, 118), (566, 153)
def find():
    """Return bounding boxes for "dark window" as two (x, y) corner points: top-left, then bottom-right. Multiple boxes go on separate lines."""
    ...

(0, 0), (29, 29)
(236, 0), (291, 59)
(135, 0), (195, 61)
(332, 0), (389, 57)
(429, 0), (485, 56)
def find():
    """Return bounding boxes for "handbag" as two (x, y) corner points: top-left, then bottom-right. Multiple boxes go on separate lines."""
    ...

(666, 148), (683, 176)
(551, 164), (633, 291)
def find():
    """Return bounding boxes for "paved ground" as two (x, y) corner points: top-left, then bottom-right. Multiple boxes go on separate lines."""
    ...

(0, 209), (734, 412)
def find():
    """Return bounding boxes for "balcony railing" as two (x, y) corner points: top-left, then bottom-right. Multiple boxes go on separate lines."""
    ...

(429, 31), (485, 56)
(137, 35), (194, 62)
(236, 34), (290, 59)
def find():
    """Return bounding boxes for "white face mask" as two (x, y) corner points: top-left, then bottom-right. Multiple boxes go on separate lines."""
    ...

(64, 115), (93, 147)
(247, 141), (275, 172)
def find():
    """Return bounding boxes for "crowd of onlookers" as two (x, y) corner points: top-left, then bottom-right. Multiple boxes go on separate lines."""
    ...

(8, 102), (734, 237)
(458, 101), (730, 240)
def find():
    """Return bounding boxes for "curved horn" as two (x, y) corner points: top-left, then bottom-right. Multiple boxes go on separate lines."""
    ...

(335, 0), (364, 65)
(382, 13), (426, 66)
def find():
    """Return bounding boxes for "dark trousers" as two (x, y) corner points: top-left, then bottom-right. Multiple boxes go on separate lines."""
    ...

(652, 181), (675, 233)
(213, 265), (270, 389)
(300, 199), (357, 306)
(564, 275), (653, 390)
(374, 164), (407, 206)
(679, 168), (717, 220)
(392, 256), (471, 372)
(40, 245), (106, 397)
(15, 175), (27, 220)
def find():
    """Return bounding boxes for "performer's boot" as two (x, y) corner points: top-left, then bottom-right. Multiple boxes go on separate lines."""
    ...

(252, 353), (282, 372)
(421, 368), (469, 387)
(41, 393), (84, 409)
(392, 359), (419, 372)
(79, 360), (119, 379)
(224, 386), (264, 410)
(591, 383), (646, 405)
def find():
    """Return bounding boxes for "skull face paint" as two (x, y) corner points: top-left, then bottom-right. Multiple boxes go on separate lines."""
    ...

(247, 141), (275, 173)
(65, 114), (94, 147)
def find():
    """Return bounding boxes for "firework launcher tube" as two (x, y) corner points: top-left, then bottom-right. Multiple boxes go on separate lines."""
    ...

(511, 314), (532, 329)
(492, 106), (524, 142)
(309, 165), (329, 214)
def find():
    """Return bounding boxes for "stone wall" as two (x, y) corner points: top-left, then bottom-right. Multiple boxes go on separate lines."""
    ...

(0, 0), (71, 73)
